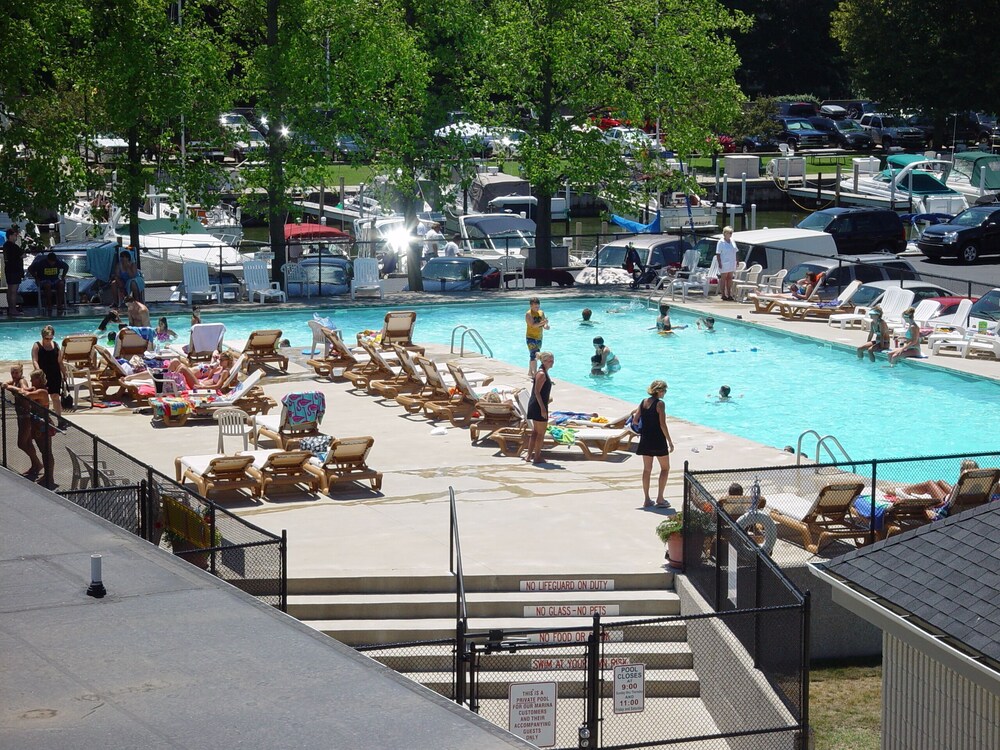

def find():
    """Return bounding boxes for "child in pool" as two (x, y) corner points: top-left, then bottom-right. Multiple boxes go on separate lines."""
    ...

(155, 317), (178, 344)
(591, 336), (620, 374)
(580, 308), (596, 325)
(656, 304), (688, 332)
(696, 316), (715, 331)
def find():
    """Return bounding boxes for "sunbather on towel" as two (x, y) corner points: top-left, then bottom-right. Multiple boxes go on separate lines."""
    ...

(167, 352), (235, 390)
(894, 459), (979, 519)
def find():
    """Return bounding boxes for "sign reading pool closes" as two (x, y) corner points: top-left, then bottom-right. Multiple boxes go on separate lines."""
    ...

(613, 664), (645, 714)
(509, 682), (556, 747)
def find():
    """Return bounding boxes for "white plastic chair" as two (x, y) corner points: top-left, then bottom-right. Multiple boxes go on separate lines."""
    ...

(758, 269), (787, 295)
(181, 261), (221, 306)
(282, 262), (311, 298)
(497, 255), (526, 289)
(243, 259), (287, 304)
(214, 407), (252, 453)
(733, 264), (763, 302)
(351, 257), (384, 300)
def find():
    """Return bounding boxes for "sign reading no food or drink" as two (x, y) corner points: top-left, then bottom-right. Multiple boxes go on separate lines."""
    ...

(508, 681), (557, 747)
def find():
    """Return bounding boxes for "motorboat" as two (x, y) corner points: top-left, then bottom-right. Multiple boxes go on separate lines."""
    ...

(450, 168), (568, 222)
(840, 154), (969, 215)
(947, 151), (1000, 204)
(284, 222), (351, 261)
(59, 196), (243, 246)
(113, 218), (245, 282)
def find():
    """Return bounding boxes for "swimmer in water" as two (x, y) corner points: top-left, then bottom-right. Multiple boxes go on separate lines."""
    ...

(696, 316), (715, 331)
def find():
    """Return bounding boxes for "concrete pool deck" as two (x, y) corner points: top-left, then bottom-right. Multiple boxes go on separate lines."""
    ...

(43, 289), (999, 581)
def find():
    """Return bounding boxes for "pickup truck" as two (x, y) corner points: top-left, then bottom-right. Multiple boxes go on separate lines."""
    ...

(857, 113), (927, 151)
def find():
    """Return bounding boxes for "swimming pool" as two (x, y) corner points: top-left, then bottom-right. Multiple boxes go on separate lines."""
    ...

(2, 298), (997, 460)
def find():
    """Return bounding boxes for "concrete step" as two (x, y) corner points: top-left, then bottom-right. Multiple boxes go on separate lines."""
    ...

(406, 669), (701, 699)
(313, 616), (689, 646)
(364, 641), (694, 673)
(287, 571), (673, 596)
(288, 589), (681, 621)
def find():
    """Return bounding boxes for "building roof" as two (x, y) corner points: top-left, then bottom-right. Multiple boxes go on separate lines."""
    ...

(0, 473), (534, 750)
(815, 502), (1000, 672)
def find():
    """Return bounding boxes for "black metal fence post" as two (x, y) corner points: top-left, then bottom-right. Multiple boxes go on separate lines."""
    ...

(456, 617), (467, 707)
(869, 459), (879, 545)
(92, 433), (100, 489)
(1, 389), (7, 468)
(280, 529), (288, 612)
(585, 613), (600, 748)
(800, 590), (812, 750)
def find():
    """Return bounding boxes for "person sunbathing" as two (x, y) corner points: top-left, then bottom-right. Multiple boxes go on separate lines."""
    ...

(790, 272), (823, 300)
(895, 459), (979, 518)
(166, 352), (235, 390)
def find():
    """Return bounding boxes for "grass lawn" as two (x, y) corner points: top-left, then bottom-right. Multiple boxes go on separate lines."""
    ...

(810, 662), (881, 750)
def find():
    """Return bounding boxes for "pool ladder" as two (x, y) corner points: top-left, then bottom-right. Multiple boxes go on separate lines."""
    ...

(450, 325), (493, 358)
(796, 429), (855, 470)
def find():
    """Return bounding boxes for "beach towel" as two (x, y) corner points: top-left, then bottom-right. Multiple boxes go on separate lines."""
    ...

(129, 326), (157, 343)
(546, 425), (576, 445)
(149, 396), (194, 422)
(280, 391), (325, 426)
(549, 411), (598, 425)
(86, 244), (118, 283)
(851, 494), (893, 531)
(187, 323), (226, 354)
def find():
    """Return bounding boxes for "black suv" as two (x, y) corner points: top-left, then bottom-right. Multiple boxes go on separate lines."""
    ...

(917, 205), (1000, 263)
(797, 208), (907, 255)
(808, 116), (874, 150)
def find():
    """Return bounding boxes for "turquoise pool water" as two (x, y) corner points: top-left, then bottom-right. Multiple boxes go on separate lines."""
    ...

(2, 298), (998, 460)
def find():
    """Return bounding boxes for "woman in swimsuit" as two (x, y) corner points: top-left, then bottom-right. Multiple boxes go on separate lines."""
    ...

(888, 307), (922, 366)
(524, 351), (554, 465)
(5, 364), (42, 477)
(591, 337), (620, 374)
(31, 325), (66, 415)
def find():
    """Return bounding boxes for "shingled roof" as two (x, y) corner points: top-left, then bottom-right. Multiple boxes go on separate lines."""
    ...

(815, 501), (1000, 672)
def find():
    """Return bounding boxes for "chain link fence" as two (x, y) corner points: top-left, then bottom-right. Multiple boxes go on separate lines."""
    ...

(1, 388), (287, 610)
(685, 451), (1000, 570)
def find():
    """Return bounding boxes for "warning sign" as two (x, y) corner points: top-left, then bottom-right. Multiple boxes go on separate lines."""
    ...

(613, 664), (645, 714)
(508, 682), (557, 747)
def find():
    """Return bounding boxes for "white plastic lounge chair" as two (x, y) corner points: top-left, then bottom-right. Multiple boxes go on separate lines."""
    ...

(243, 259), (287, 304)
(926, 298), (973, 332)
(182, 261), (221, 305)
(873, 287), (917, 329)
(351, 257), (384, 300)
(890, 298), (942, 337)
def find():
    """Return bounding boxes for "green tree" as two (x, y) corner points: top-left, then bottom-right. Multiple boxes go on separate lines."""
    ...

(832, 0), (999, 134)
(85, 0), (233, 251)
(470, 0), (748, 277)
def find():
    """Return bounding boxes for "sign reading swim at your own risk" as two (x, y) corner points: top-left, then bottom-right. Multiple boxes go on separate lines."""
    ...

(613, 664), (645, 714)
(508, 682), (556, 747)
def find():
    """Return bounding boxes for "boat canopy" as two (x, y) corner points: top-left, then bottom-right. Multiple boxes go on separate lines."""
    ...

(463, 214), (537, 238)
(886, 154), (930, 169)
(468, 172), (529, 213)
(115, 217), (213, 236)
(952, 152), (1000, 191)
(284, 222), (351, 243)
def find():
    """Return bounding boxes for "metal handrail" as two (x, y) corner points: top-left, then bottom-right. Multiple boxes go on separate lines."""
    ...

(450, 325), (493, 358)
(448, 487), (468, 622)
(796, 429), (854, 467)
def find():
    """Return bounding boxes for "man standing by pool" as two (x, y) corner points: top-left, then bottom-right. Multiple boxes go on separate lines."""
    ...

(714, 225), (738, 301)
(525, 296), (550, 377)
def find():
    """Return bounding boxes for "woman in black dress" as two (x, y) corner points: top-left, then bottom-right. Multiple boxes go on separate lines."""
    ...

(31, 325), (66, 416)
(633, 379), (674, 507)
(524, 351), (554, 464)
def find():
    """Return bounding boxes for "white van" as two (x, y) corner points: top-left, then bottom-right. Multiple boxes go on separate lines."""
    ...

(692, 227), (840, 274)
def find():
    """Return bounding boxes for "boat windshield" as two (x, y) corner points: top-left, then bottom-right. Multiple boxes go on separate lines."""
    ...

(302, 263), (349, 285)
(879, 170), (955, 194)
(422, 260), (471, 281)
(952, 156), (1000, 190)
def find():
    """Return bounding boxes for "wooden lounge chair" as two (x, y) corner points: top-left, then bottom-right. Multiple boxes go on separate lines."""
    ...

(251, 391), (325, 449)
(184, 323), (227, 364)
(304, 436), (383, 493)
(369, 344), (427, 400)
(174, 453), (261, 500)
(92, 346), (149, 402)
(357, 310), (426, 356)
(396, 356), (453, 414)
(248, 449), (321, 495)
(569, 427), (636, 460)
(150, 369), (274, 426)
(114, 328), (152, 359)
(237, 329), (288, 372)
(423, 362), (504, 427)
(766, 482), (866, 553)
(307, 327), (358, 378)
(342, 340), (398, 391)
(946, 468), (1000, 516)
(776, 280), (863, 320)
(470, 390), (528, 444)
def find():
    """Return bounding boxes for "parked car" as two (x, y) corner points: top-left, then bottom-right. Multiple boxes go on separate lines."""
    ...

(739, 133), (779, 153)
(857, 113), (927, 151)
(419, 257), (500, 291)
(967, 113), (1000, 150)
(808, 116), (874, 150)
(917, 205), (1000, 263)
(821, 99), (879, 120)
(781, 255), (919, 300)
(575, 234), (692, 285)
(773, 117), (829, 149)
(847, 280), (957, 310)
(589, 108), (627, 130)
(968, 288), (1000, 330)
(602, 126), (660, 156)
(797, 207), (906, 255)
(776, 101), (818, 118)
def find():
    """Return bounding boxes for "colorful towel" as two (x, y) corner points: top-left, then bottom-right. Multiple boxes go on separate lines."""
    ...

(129, 326), (157, 343)
(281, 391), (325, 426)
(549, 411), (597, 425)
(851, 495), (893, 531)
(546, 425), (577, 445)
(149, 396), (194, 421)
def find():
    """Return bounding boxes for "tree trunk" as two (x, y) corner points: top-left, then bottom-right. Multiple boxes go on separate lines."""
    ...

(266, 0), (287, 284)
(402, 155), (423, 291)
(534, 18), (555, 286)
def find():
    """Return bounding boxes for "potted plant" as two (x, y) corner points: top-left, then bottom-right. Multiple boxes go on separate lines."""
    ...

(162, 496), (220, 570)
(656, 514), (686, 569)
